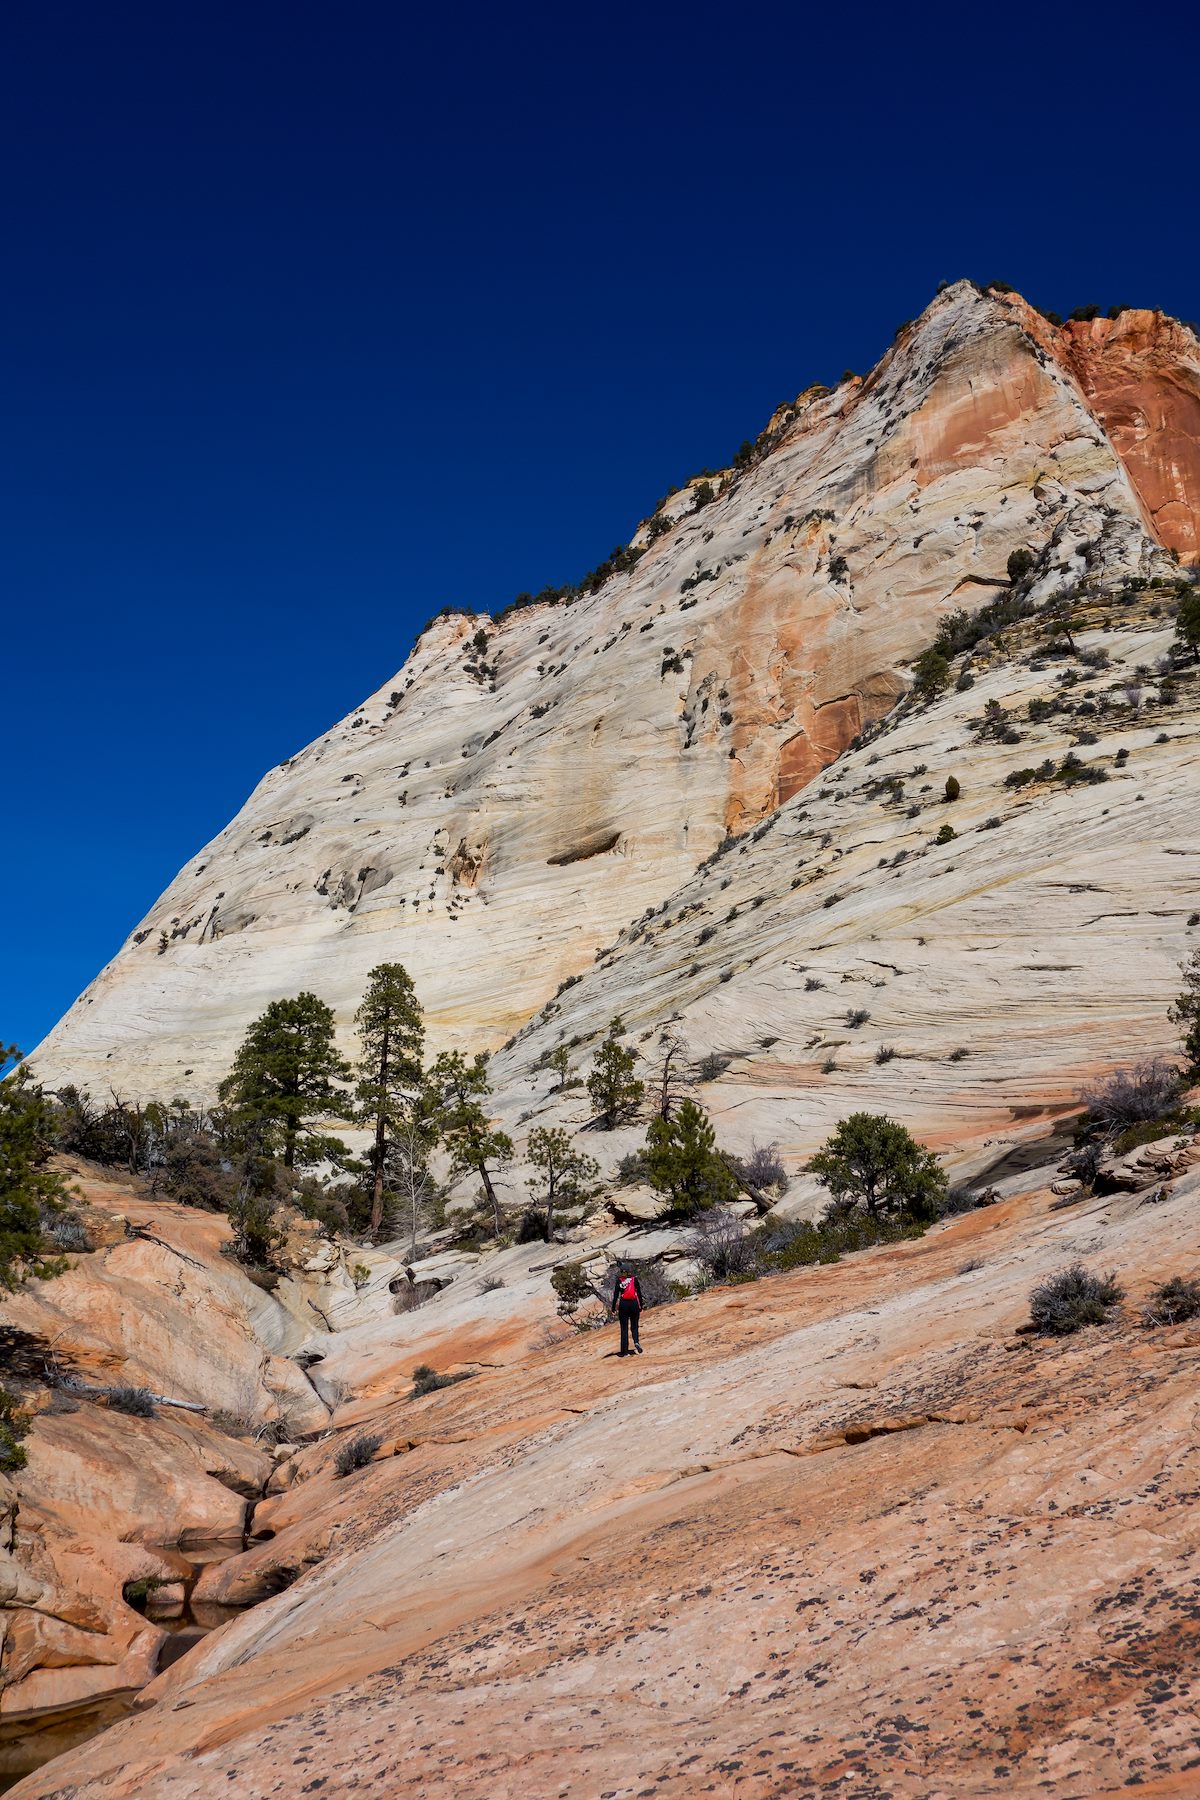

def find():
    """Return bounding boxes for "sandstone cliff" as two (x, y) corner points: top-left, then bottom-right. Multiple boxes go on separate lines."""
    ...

(7, 1140), (1200, 1797)
(481, 587), (1200, 1189)
(27, 282), (1200, 1104)
(7, 278), (1200, 1797)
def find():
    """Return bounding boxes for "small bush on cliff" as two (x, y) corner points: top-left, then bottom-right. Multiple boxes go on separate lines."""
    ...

(687, 1207), (757, 1282)
(944, 774), (960, 802)
(1007, 547), (1035, 585)
(1142, 1276), (1200, 1328)
(1080, 1059), (1183, 1136)
(410, 1364), (474, 1399)
(333, 1432), (381, 1476)
(757, 1210), (925, 1272)
(0, 1385), (30, 1473)
(550, 1261), (597, 1323)
(1028, 1264), (1122, 1335)
(614, 1149), (651, 1187)
(727, 1141), (787, 1195)
(106, 1385), (156, 1417)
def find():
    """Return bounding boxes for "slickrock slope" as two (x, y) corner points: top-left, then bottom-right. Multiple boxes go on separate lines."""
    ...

(9, 1143), (1200, 1799)
(482, 596), (1200, 1185)
(28, 282), (1197, 1102)
(0, 1170), (331, 1785)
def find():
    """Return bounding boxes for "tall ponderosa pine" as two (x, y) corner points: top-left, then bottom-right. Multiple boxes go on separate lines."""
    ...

(355, 963), (427, 1239)
(425, 1051), (512, 1232)
(218, 994), (351, 1169)
(587, 1018), (644, 1129)
(644, 1098), (736, 1220)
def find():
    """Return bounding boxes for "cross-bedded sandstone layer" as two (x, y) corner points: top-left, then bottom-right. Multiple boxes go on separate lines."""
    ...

(28, 282), (1198, 1104)
(7, 1145), (1200, 1798)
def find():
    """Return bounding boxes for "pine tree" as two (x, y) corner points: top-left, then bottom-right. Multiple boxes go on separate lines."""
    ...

(911, 646), (951, 701)
(218, 994), (351, 1170)
(644, 1098), (736, 1220)
(1, 1047), (71, 1468)
(1176, 589), (1200, 663)
(809, 1113), (946, 1221)
(355, 963), (427, 1239)
(526, 1127), (598, 1239)
(587, 1018), (644, 1129)
(424, 1052), (512, 1233)
(1170, 950), (1200, 1073)
(0, 1047), (71, 1289)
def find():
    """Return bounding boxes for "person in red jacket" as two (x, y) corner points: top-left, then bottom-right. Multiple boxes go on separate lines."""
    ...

(610, 1265), (644, 1356)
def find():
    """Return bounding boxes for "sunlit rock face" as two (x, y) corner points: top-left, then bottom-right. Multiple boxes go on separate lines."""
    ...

(28, 282), (1191, 1102)
(1012, 296), (1200, 563)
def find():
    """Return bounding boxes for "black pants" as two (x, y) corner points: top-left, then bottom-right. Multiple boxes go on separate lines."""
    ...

(618, 1299), (641, 1353)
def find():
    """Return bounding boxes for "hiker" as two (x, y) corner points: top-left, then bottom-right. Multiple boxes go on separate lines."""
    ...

(610, 1265), (644, 1356)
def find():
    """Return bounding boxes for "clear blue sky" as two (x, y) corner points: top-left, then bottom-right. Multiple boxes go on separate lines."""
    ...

(2, 0), (1196, 1059)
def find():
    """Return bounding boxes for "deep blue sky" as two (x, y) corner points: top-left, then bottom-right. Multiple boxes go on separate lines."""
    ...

(2, 0), (1196, 1059)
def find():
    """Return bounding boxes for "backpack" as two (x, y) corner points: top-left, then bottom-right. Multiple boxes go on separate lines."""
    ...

(620, 1274), (638, 1304)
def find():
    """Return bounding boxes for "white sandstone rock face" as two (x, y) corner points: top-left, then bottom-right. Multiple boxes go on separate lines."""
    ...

(486, 607), (1200, 1185)
(29, 282), (1191, 1102)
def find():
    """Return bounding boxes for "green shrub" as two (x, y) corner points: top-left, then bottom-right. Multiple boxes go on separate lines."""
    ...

(758, 1211), (926, 1272)
(334, 1432), (382, 1476)
(1172, 951), (1200, 1072)
(644, 1099), (737, 1220)
(1142, 1276), (1200, 1328)
(1055, 752), (1107, 787)
(1028, 1264), (1122, 1334)
(410, 1364), (475, 1399)
(1175, 590), (1200, 662)
(911, 648), (951, 701)
(0, 1385), (30, 1473)
(809, 1113), (946, 1221)
(944, 775), (960, 802)
(587, 1021), (644, 1129)
(1112, 1114), (1195, 1155)
(934, 823), (956, 845)
(1007, 547), (1035, 584)
(550, 1261), (595, 1321)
